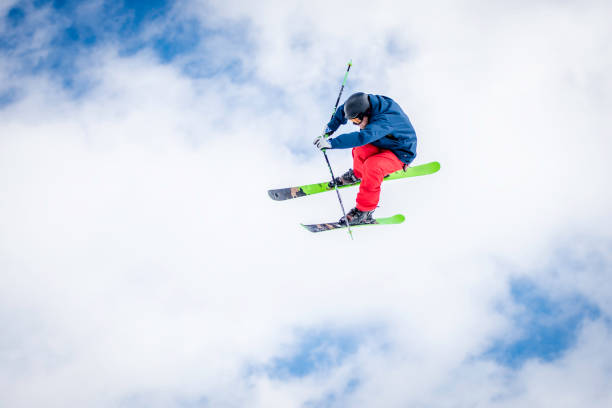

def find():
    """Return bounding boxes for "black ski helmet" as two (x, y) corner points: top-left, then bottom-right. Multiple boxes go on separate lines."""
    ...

(344, 92), (371, 120)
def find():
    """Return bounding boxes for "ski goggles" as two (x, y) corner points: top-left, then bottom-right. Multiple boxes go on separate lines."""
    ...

(350, 117), (363, 125)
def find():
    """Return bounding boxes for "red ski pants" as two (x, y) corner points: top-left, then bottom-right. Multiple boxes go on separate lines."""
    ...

(352, 144), (405, 211)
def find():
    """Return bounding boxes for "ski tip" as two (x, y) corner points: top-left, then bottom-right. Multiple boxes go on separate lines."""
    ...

(267, 189), (281, 201)
(375, 214), (406, 225)
(418, 161), (440, 173)
(300, 223), (319, 233)
(268, 187), (307, 201)
(267, 189), (290, 201)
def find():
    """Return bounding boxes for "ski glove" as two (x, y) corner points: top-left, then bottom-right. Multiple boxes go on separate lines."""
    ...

(313, 134), (332, 151)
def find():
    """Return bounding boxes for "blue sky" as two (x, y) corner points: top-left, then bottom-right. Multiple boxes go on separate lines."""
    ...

(267, 329), (361, 379)
(1, 1), (611, 407)
(486, 278), (601, 368)
(1, 0), (250, 96)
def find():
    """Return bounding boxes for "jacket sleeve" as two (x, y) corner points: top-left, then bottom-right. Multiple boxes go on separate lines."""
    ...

(329, 118), (392, 149)
(324, 103), (347, 135)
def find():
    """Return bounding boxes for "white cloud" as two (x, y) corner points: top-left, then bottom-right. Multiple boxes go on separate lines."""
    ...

(0, 0), (611, 407)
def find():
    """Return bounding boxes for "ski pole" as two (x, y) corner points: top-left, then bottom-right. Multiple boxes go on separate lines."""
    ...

(321, 60), (353, 240)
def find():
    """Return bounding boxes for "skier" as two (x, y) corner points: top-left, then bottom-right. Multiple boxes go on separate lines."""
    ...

(313, 92), (417, 225)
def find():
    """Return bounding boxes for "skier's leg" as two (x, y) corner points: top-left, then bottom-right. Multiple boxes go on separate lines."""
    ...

(356, 150), (405, 211)
(352, 144), (381, 179)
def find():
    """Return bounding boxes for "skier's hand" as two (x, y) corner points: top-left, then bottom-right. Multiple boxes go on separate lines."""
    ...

(313, 134), (332, 151)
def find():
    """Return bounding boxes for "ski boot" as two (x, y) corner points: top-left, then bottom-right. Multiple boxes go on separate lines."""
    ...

(328, 168), (360, 188)
(339, 207), (375, 225)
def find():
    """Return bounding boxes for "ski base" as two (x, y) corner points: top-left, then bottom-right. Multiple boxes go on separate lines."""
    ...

(301, 214), (405, 233)
(268, 161), (440, 201)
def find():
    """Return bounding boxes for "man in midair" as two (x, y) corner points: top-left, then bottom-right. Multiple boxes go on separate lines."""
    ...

(313, 92), (417, 225)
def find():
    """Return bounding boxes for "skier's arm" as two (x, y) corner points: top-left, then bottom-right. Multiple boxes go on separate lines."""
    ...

(329, 120), (392, 149)
(324, 103), (348, 135)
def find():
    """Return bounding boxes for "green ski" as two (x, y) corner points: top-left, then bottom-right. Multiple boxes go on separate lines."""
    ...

(301, 214), (405, 233)
(268, 161), (440, 201)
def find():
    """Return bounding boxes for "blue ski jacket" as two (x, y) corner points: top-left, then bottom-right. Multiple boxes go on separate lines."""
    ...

(326, 94), (417, 165)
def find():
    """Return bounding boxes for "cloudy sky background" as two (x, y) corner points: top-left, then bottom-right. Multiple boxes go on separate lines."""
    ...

(1, 0), (611, 407)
